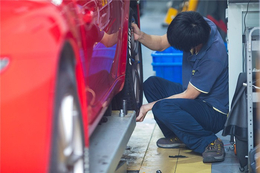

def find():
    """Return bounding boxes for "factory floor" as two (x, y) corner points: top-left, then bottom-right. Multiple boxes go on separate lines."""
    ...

(123, 112), (243, 173)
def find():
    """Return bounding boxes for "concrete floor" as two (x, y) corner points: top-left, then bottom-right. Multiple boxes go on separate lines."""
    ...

(122, 1), (243, 172)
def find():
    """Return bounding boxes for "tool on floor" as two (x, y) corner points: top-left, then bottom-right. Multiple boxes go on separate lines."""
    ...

(169, 155), (187, 158)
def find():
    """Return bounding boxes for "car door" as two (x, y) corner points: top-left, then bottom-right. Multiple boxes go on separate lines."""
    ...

(76, 0), (123, 125)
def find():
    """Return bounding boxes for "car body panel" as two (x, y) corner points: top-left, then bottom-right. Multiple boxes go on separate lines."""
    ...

(1, 0), (137, 172)
(1, 1), (64, 172)
(78, 0), (130, 133)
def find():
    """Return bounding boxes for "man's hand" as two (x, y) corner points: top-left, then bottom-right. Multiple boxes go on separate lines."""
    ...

(131, 23), (143, 41)
(131, 23), (170, 52)
(136, 102), (154, 122)
(136, 105), (148, 122)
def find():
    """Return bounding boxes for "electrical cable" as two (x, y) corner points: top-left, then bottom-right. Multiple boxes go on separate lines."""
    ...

(242, 0), (252, 72)
(243, 0), (252, 34)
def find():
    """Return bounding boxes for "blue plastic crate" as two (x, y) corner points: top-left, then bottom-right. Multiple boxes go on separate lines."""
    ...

(151, 47), (183, 84)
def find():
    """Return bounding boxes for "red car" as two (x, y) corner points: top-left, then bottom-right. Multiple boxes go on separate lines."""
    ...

(0, 0), (143, 172)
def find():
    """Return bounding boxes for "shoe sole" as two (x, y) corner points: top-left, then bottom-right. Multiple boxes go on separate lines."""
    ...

(203, 155), (225, 163)
(157, 143), (186, 149)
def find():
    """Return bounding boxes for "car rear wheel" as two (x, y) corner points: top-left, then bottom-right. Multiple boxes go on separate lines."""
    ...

(126, 8), (143, 113)
(113, 8), (143, 115)
(50, 68), (85, 173)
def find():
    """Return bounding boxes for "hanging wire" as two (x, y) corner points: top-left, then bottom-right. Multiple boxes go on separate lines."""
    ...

(242, 0), (252, 72)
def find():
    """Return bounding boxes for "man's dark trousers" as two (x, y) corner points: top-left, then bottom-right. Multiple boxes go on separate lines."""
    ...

(143, 76), (227, 154)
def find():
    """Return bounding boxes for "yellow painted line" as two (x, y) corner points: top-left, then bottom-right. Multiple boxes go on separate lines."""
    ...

(139, 125), (179, 173)
(175, 149), (211, 173)
(139, 124), (212, 173)
(126, 113), (212, 173)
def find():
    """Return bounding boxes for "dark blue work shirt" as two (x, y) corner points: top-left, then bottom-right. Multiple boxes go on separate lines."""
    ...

(182, 18), (229, 114)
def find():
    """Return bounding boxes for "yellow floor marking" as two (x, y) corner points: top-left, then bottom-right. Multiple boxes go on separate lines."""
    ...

(175, 148), (211, 173)
(139, 125), (179, 173)
(125, 112), (212, 173)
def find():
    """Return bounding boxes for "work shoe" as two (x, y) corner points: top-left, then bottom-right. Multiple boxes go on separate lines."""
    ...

(202, 138), (225, 163)
(156, 137), (186, 148)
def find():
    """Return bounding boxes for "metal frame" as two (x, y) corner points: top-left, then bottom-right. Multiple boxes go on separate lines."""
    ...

(245, 27), (260, 173)
(227, 2), (259, 108)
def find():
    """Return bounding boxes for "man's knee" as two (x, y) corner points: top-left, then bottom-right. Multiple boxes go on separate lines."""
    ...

(152, 100), (177, 120)
(151, 101), (160, 118)
(143, 76), (158, 91)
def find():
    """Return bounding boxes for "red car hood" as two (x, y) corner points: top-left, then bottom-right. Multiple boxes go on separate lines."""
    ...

(1, 0), (64, 58)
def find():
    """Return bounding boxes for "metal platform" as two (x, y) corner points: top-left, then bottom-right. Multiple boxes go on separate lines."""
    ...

(89, 111), (136, 173)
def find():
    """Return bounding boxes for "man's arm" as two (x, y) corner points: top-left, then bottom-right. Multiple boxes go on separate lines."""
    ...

(167, 83), (201, 99)
(131, 23), (170, 51)
(136, 83), (201, 122)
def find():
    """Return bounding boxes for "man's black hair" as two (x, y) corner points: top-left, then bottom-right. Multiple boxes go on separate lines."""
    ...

(167, 11), (211, 52)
